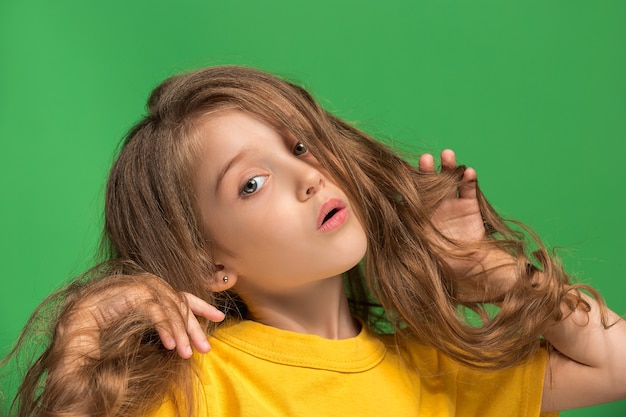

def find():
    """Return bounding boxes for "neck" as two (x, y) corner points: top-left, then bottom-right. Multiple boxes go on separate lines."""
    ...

(241, 275), (359, 339)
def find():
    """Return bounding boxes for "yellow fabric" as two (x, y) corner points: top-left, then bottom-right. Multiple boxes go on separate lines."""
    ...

(150, 320), (558, 417)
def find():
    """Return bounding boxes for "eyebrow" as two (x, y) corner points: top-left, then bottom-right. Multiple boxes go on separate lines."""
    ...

(214, 148), (253, 193)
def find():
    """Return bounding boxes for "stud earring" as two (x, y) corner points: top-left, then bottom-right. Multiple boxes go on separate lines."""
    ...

(222, 276), (229, 283)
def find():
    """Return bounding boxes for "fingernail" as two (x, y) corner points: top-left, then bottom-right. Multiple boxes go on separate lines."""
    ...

(185, 346), (193, 356)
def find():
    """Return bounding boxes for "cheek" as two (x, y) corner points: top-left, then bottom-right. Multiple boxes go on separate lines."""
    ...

(210, 205), (303, 254)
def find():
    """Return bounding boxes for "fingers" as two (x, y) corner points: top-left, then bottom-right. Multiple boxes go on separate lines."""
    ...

(440, 149), (457, 171)
(185, 292), (226, 323)
(418, 149), (457, 173)
(146, 299), (194, 358)
(418, 153), (435, 173)
(419, 149), (477, 199)
(124, 283), (191, 357)
(146, 292), (225, 358)
(70, 277), (225, 360)
(420, 150), (459, 200)
(185, 313), (212, 355)
(440, 149), (458, 199)
(183, 293), (226, 354)
(459, 167), (477, 199)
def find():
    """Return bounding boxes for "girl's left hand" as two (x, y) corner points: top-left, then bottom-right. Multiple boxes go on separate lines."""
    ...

(419, 149), (516, 300)
(419, 149), (485, 264)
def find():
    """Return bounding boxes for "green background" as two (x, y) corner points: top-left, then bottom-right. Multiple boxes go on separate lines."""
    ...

(1, 1), (624, 415)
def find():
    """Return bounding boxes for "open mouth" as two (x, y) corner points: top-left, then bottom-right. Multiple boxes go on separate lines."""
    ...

(318, 198), (347, 231)
(321, 208), (339, 225)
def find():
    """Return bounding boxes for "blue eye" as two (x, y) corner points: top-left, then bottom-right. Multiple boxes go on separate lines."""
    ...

(293, 142), (308, 156)
(240, 175), (267, 196)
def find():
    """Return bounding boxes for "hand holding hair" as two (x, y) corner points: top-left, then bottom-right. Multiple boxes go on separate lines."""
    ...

(418, 149), (484, 247)
(419, 149), (517, 302)
(57, 274), (224, 363)
(6, 65), (624, 417)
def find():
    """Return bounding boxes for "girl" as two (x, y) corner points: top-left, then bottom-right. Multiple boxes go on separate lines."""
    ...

(4, 66), (625, 417)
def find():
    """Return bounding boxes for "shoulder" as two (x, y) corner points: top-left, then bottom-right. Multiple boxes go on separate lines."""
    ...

(387, 335), (552, 417)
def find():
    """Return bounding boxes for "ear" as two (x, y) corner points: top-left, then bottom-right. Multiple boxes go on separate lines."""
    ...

(208, 265), (237, 292)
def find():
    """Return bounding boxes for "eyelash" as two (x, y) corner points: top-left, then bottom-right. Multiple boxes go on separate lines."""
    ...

(238, 141), (309, 198)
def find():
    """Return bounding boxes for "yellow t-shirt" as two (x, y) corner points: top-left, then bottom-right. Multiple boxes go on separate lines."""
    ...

(150, 320), (557, 416)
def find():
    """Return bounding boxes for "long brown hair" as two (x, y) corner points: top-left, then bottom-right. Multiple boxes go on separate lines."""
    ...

(3, 65), (593, 416)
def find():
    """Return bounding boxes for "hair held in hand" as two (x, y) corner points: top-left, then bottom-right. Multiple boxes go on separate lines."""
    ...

(3, 66), (599, 417)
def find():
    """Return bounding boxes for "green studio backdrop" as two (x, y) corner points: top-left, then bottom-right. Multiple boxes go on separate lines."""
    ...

(1, 1), (625, 415)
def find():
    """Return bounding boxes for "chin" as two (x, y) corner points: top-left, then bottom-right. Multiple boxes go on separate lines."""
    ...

(343, 244), (368, 271)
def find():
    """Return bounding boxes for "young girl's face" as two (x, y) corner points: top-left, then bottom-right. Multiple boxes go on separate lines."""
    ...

(193, 110), (368, 297)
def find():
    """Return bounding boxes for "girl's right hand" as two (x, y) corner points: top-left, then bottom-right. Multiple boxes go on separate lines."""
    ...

(153, 290), (226, 357)
(58, 275), (225, 361)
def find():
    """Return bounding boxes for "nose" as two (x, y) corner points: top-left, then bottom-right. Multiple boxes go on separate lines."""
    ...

(296, 162), (324, 201)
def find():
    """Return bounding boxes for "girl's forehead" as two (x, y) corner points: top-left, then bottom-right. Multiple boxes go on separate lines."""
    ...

(193, 111), (284, 167)
(194, 109), (294, 143)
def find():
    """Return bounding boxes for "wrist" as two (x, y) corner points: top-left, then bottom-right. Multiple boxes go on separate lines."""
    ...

(453, 249), (519, 303)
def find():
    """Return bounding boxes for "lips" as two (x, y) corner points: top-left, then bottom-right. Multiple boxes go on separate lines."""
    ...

(317, 198), (348, 231)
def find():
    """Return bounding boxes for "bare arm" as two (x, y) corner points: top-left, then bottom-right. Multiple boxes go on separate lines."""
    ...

(423, 150), (626, 411)
(540, 293), (626, 411)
